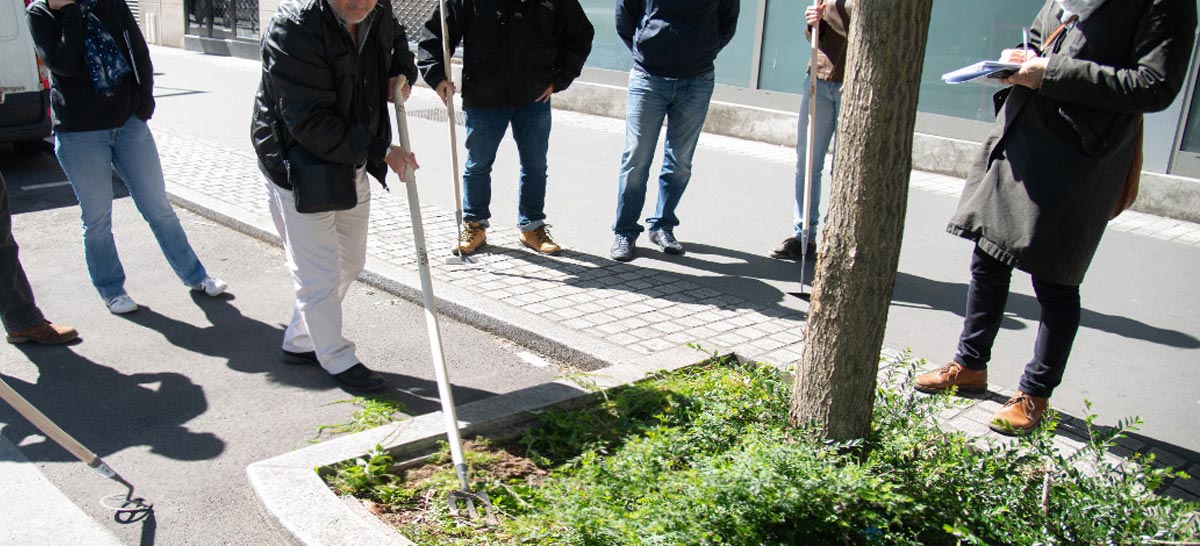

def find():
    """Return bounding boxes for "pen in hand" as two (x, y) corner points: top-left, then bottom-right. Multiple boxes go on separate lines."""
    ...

(1022, 26), (1030, 62)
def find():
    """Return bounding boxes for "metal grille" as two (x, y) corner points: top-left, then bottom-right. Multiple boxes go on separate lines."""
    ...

(392, 0), (439, 35)
(234, 0), (258, 39)
(406, 107), (465, 126)
(127, 0), (140, 21)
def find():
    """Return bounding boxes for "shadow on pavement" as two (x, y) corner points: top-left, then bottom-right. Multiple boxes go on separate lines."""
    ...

(893, 272), (1200, 349)
(117, 294), (499, 415)
(477, 243), (807, 321)
(0, 344), (224, 464)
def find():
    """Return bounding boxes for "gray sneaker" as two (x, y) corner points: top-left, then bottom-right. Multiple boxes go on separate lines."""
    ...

(610, 235), (636, 262)
(648, 229), (684, 255)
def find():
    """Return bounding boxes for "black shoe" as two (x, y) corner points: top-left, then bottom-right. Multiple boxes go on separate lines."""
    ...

(283, 349), (319, 366)
(610, 234), (636, 262)
(333, 363), (388, 392)
(648, 229), (684, 255)
(769, 237), (816, 260)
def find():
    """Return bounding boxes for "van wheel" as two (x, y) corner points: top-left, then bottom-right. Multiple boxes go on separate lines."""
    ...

(13, 140), (50, 156)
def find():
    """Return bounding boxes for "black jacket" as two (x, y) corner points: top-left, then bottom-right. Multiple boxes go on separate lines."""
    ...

(27, 0), (154, 132)
(251, 0), (418, 189)
(616, 0), (739, 79)
(417, 0), (594, 109)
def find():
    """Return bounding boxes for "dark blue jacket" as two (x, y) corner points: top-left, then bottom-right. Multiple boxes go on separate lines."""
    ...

(616, 0), (739, 78)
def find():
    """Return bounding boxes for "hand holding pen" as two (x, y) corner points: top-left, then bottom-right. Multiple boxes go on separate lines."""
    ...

(999, 25), (1048, 89)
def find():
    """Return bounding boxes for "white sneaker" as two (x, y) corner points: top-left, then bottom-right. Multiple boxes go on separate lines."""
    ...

(191, 276), (228, 297)
(105, 294), (138, 314)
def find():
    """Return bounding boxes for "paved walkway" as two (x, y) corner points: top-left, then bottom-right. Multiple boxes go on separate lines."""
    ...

(149, 86), (1200, 501)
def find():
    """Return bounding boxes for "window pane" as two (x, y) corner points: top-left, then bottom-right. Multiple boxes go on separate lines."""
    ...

(714, 0), (759, 88)
(917, 0), (1045, 121)
(758, 0), (808, 94)
(579, 0), (633, 72)
(1179, 71), (1200, 153)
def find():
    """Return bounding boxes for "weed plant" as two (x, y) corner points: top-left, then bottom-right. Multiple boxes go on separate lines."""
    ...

(328, 355), (1198, 545)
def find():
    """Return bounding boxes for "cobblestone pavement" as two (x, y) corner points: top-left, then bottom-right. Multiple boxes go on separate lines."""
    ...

(150, 95), (1200, 500)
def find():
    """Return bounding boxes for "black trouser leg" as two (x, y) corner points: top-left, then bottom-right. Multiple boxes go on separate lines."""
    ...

(954, 245), (1013, 370)
(0, 172), (44, 333)
(1017, 277), (1081, 398)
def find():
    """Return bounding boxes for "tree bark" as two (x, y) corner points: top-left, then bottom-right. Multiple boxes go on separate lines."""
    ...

(789, 0), (934, 441)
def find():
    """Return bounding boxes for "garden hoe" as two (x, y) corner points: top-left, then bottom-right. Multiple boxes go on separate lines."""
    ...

(0, 377), (152, 518)
(795, 0), (823, 302)
(393, 77), (497, 525)
(433, 0), (478, 267)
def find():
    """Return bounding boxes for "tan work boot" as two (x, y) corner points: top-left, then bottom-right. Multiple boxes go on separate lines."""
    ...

(454, 222), (486, 255)
(6, 320), (79, 345)
(520, 225), (562, 255)
(989, 391), (1049, 436)
(913, 361), (988, 395)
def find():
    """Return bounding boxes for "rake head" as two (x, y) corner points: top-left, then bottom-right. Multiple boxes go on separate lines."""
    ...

(447, 489), (498, 525)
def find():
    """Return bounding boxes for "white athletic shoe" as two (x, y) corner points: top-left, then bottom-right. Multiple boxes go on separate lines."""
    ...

(191, 276), (228, 297)
(105, 294), (138, 314)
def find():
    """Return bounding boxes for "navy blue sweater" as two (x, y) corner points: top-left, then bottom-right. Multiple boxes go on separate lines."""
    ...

(616, 0), (740, 79)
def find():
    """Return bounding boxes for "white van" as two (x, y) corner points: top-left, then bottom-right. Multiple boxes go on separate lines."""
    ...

(0, 0), (51, 154)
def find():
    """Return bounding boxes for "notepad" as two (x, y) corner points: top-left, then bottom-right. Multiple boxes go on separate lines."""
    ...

(941, 61), (1021, 84)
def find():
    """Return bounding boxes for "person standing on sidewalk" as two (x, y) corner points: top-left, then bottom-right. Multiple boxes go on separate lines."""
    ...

(27, 0), (227, 315)
(769, 0), (851, 261)
(252, 0), (419, 392)
(609, 0), (740, 262)
(417, 0), (594, 257)
(914, 0), (1196, 435)
(0, 171), (78, 345)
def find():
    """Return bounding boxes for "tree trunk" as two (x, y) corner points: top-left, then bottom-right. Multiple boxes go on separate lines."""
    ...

(789, 0), (934, 441)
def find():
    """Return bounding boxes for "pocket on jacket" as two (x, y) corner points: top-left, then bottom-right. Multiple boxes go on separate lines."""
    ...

(1054, 106), (1117, 157)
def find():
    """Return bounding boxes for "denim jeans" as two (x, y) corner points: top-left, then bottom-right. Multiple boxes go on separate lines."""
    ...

(955, 246), (1081, 398)
(613, 68), (715, 238)
(0, 171), (45, 333)
(55, 116), (208, 300)
(793, 74), (842, 241)
(462, 100), (551, 231)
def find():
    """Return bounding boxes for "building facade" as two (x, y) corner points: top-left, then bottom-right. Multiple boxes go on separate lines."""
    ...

(136, 0), (1200, 209)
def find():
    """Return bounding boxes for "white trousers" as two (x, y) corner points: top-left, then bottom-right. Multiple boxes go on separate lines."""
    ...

(266, 171), (370, 375)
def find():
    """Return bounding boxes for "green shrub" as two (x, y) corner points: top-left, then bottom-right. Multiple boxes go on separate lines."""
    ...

(349, 356), (1197, 545)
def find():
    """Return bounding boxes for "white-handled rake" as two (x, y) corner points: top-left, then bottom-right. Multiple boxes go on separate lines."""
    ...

(0, 376), (152, 517)
(392, 77), (496, 524)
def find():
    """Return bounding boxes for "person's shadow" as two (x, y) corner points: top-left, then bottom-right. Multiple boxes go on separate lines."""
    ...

(0, 344), (224, 464)
(892, 272), (1200, 348)
(116, 293), (498, 415)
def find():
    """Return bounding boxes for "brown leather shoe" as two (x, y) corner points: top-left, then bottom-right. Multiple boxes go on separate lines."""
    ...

(913, 361), (987, 394)
(453, 222), (486, 256)
(6, 320), (79, 345)
(989, 391), (1049, 436)
(520, 225), (562, 255)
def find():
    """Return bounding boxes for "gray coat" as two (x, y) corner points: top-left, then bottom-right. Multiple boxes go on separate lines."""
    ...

(947, 0), (1196, 286)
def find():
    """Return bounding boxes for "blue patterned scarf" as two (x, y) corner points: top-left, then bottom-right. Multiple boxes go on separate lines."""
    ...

(77, 0), (131, 96)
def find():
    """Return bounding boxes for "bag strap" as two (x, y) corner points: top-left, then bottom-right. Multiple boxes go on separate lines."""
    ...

(1042, 14), (1079, 54)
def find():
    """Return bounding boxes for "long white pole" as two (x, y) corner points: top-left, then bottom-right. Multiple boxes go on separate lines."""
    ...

(393, 77), (470, 487)
(800, 0), (822, 292)
(436, 0), (466, 232)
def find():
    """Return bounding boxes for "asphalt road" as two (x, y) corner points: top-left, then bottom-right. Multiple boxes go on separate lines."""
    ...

(0, 142), (559, 544)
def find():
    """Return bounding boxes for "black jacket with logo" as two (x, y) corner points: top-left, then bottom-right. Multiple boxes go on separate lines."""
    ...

(417, 0), (594, 109)
(616, 0), (739, 79)
(251, 0), (417, 189)
(27, 0), (154, 132)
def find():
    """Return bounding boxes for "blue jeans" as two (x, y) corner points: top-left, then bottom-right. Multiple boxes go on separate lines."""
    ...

(613, 68), (715, 238)
(793, 75), (842, 241)
(462, 100), (552, 231)
(55, 116), (208, 300)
